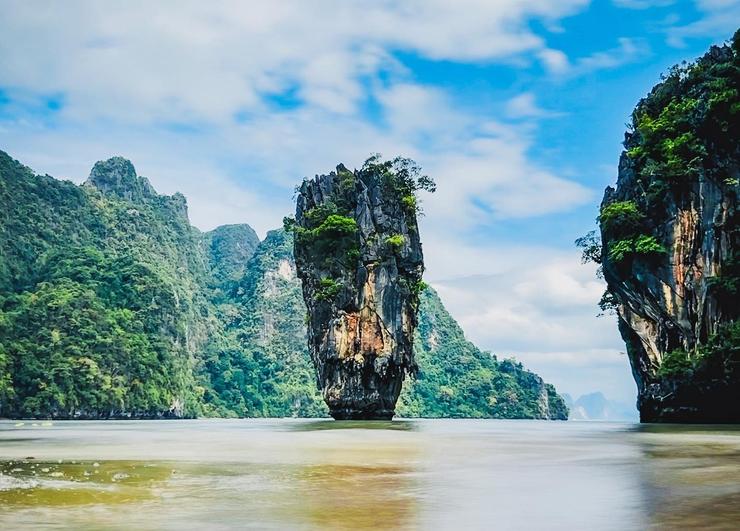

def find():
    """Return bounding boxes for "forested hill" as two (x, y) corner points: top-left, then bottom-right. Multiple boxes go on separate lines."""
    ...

(0, 152), (211, 418)
(0, 150), (567, 420)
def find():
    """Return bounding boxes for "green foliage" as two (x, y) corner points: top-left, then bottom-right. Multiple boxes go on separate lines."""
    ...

(629, 98), (707, 182)
(401, 194), (417, 214)
(199, 229), (327, 418)
(607, 239), (635, 262)
(293, 205), (360, 272)
(314, 214), (358, 236)
(575, 230), (602, 265)
(634, 234), (665, 254)
(656, 321), (740, 381)
(598, 201), (665, 264)
(696, 320), (740, 380)
(625, 35), (739, 208)
(657, 349), (694, 378)
(0, 278), (190, 417)
(282, 216), (296, 232)
(607, 235), (666, 262)
(361, 154), (437, 195)
(708, 252), (740, 316)
(385, 234), (405, 250)
(360, 154), (435, 221)
(204, 224), (260, 285)
(411, 280), (428, 298)
(597, 290), (619, 316)
(598, 201), (644, 237)
(315, 278), (341, 302)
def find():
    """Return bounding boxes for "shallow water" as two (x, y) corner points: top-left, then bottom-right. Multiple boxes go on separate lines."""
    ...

(1, 419), (739, 530)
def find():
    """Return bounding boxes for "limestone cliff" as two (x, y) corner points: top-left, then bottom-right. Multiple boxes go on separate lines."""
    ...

(599, 33), (739, 422)
(291, 156), (429, 419)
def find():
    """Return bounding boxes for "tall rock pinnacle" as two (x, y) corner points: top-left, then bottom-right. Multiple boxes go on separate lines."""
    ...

(596, 34), (739, 422)
(290, 156), (432, 419)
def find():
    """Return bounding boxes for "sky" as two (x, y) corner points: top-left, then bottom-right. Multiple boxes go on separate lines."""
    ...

(1, 0), (738, 405)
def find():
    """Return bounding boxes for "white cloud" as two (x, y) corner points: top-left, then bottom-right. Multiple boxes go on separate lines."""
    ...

(544, 37), (650, 78)
(506, 92), (560, 119)
(0, 0), (590, 124)
(667, 0), (740, 47)
(424, 137), (594, 223)
(538, 48), (571, 74)
(539, 37), (649, 78)
(576, 38), (647, 71)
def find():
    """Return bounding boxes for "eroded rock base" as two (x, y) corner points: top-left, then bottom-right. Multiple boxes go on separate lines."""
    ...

(640, 382), (740, 423)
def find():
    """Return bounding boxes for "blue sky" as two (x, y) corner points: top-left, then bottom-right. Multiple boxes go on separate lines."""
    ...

(1, 0), (738, 406)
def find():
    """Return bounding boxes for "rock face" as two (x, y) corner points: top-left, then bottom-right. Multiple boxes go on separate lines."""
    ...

(599, 36), (739, 422)
(85, 157), (157, 203)
(292, 159), (425, 419)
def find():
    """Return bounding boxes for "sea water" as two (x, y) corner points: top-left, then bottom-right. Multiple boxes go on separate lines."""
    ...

(1, 419), (739, 529)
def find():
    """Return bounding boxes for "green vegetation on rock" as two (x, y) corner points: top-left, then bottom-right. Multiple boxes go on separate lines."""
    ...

(598, 201), (666, 263)
(199, 229), (327, 418)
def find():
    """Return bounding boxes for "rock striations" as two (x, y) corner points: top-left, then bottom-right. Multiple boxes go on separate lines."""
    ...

(291, 157), (427, 419)
(598, 33), (739, 422)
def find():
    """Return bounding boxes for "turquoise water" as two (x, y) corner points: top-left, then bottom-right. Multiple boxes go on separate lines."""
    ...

(1, 419), (739, 529)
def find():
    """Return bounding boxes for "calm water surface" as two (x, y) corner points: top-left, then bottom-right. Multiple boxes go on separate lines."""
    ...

(1, 419), (739, 530)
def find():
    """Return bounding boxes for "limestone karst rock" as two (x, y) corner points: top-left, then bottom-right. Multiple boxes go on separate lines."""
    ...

(291, 157), (427, 419)
(598, 34), (739, 422)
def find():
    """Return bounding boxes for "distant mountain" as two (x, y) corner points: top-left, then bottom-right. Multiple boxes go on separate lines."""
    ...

(562, 392), (637, 421)
(0, 150), (568, 419)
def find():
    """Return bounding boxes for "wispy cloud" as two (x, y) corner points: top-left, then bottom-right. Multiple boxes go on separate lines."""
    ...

(613, 0), (674, 9)
(666, 0), (740, 47)
(0, 0), (590, 124)
(506, 92), (563, 119)
(542, 38), (650, 76)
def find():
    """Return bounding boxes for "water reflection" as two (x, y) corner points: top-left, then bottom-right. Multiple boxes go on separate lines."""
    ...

(290, 464), (418, 528)
(633, 424), (740, 529)
(290, 419), (418, 431)
(1, 420), (739, 530)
